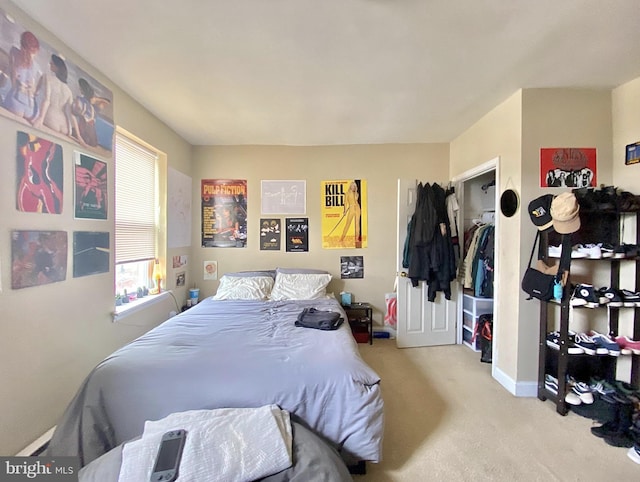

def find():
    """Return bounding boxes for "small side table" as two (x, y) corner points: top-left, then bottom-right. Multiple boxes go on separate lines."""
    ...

(342, 302), (373, 345)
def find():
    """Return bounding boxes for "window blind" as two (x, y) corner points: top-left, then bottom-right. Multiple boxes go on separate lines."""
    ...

(115, 134), (157, 264)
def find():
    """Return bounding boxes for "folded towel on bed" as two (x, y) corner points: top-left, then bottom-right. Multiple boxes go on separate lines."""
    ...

(295, 307), (344, 330)
(118, 405), (293, 482)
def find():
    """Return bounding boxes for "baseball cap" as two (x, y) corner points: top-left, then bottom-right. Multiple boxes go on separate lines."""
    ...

(551, 192), (581, 234)
(528, 194), (554, 231)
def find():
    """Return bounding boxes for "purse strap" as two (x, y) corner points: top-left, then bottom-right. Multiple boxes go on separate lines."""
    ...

(527, 230), (571, 274)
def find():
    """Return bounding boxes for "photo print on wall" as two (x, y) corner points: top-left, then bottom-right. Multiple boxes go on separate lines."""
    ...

(73, 231), (109, 277)
(11, 230), (67, 289)
(0, 8), (115, 158)
(16, 131), (63, 214)
(74, 152), (107, 219)
(540, 148), (597, 188)
(341, 256), (364, 279)
(260, 218), (281, 251)
(286, 218), (309, 252)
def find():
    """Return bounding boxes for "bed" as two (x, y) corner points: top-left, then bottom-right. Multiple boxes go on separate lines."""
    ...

(45, 270), (384, 471)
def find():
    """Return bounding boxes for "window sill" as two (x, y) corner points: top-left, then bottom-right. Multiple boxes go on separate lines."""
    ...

(113, 291), (173, 322)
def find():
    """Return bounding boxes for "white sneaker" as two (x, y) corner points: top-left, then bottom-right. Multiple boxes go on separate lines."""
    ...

(548, 245), (587, 258)
(576, 243), (602, 259)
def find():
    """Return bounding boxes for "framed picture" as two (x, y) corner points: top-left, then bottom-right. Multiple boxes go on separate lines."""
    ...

(625, 142), (640, 165)
(74, 152), (107, 219)
(261, 180), (306, 215)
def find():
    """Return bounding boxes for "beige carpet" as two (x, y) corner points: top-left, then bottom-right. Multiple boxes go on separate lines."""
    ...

(356, 339), (639, 481)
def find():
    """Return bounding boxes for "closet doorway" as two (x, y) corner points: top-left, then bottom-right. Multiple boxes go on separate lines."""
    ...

(451, 157), (501, 371)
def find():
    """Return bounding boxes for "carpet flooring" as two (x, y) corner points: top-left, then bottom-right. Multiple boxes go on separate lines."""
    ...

(356, 339), (639, 481)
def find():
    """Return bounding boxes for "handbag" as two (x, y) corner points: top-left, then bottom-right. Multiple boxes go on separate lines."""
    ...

(521, 232), (570, 301)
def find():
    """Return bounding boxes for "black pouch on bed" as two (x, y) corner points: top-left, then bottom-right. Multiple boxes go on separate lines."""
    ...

(295, 308), (344, 330)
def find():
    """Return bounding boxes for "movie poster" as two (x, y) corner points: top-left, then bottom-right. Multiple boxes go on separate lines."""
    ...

(0, 7), (115, 157)
(286, 218), (308, 252)
(540, 148), (597, 188)
(16, 131), (63, 214)
(201, 179), (247, 247)
(73, 231), (109, 277)
(260, 218), (281, 251)
(11, 230), (67, 289)
(321, 180), (368, 249)
(74, 152), (107, 219)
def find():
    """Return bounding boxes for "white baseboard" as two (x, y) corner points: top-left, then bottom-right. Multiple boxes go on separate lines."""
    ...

(492, 366), (538, 397)
(15, 427), (55, 456)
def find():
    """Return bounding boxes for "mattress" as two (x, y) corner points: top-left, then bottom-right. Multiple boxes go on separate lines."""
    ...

(45, 297), (384, 466)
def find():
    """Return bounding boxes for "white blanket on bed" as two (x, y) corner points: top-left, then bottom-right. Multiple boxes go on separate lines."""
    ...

(118, 405), (293, 482)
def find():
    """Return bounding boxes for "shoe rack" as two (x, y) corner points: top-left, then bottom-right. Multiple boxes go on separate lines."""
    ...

(537, 199), (640, 415)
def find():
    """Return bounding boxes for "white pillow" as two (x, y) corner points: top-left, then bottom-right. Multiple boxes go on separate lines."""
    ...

(270, 273), (332, 301)
(212, 275), (274, 300)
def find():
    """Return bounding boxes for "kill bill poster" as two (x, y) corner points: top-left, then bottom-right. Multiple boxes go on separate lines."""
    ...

(321, 180), (367, 249)
(201, 179), (247, 248)
(540, 148), (597, 188)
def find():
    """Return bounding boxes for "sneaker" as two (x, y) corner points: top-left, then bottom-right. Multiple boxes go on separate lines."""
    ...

(544, 374), (558, 395)
(546, 331), (585, 354)
(615, 336), (640, 355)
(570, 284), (600, 308)
(591, 420), (619, 438)
(567, 376), (594, 404)
(574, 333), (607, 355)
(600, 243), (615, 258)
(612, 244), (638, 259)
(597, 287), (623, 307)
(575, 243), (602, 259)
(565, 390), (582, 406)
(548, 245), (588, 258)
(590, 331), (621, 356)
(620, 289), (640, 307)
(627, 444), (640, 465)
(588, 377), (617, 397)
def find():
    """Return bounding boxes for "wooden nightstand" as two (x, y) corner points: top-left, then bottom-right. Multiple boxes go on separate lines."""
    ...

(342, 302), (373, 345)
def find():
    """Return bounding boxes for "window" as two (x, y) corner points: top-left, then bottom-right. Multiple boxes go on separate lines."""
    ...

(114, 132), (159, 299)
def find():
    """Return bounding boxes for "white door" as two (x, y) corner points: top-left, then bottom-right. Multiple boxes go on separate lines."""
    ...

(396, 179), (458, 348)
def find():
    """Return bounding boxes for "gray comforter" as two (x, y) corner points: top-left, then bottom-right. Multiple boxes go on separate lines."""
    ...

(45, 298), (383, 467)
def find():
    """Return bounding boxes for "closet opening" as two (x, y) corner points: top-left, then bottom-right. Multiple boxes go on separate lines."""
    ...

(452, 158), (500, 373)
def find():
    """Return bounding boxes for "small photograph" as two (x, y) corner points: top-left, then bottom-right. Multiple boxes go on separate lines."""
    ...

(341, 256), (364, 279)
(73, 231), (110, 278)
(176, 271), (186, 287)
(204, 260), (218, 280)
(172, 255), (188, 268)
(11, 230), (67, 289)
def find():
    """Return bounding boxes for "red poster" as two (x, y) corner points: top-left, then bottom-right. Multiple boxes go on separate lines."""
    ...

(540, 148), (597, 188)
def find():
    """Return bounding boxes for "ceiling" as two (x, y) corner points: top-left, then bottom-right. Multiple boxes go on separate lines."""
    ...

(10, 0), (640, 146)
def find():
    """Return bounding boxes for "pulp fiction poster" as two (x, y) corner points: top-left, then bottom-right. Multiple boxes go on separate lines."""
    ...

(201, 179), (247, 248)
(260, 218), (281, 251)
(17, 131), (63, 214)
(286, 218), (308, 252)
(321, 180), (367, 249)
(540, 148), (597, 188)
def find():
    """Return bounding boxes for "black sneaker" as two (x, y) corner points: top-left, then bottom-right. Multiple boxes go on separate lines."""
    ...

(545, 331), (584, 354)
(628, 443), (640, 465)
(570, 284), (599, 308)
(574, 333), (607, 355)
(592, 420), (619, 438)
(620, 289), (640, 307)
(612, 244), (638, 259)
(597, 287), (623, 307)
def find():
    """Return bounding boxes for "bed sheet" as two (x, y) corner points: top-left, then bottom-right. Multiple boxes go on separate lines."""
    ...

(45, 297), (383, 466)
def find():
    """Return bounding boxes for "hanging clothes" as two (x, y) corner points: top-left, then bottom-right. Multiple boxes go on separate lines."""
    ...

(405, 182), (457, 301)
